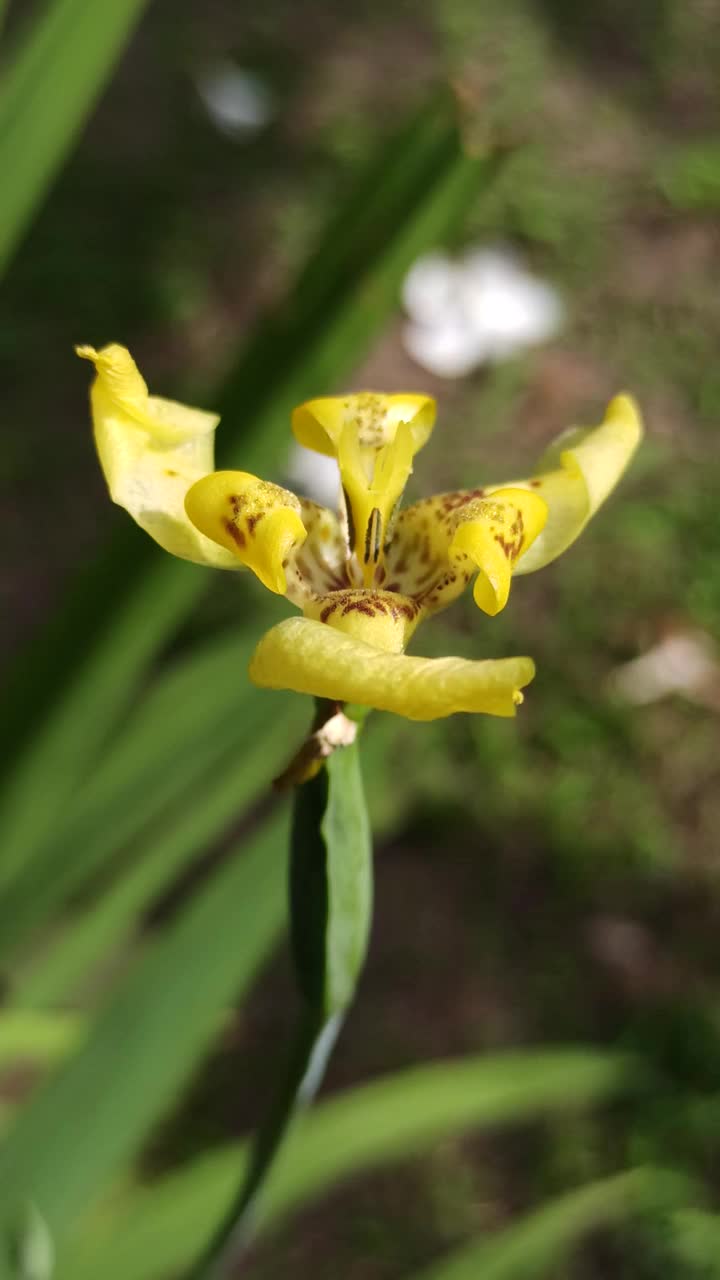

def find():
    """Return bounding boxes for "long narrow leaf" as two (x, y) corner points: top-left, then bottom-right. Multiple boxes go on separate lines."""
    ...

(411, 1167), (691, 1280)
(0, 0), (151, 273)
(57, 1049), (639, 1280)
(0, 1011), (83, 1069)
(12, 702), (304, 1007)
(0, 639), (302, 967)
(0, 812), (288, 1272)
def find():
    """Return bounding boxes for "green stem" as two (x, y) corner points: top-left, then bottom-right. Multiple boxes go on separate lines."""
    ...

(188, 711), (373, 1279)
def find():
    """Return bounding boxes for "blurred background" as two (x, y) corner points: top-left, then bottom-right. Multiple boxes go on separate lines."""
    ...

(1, 1), (720, 1277)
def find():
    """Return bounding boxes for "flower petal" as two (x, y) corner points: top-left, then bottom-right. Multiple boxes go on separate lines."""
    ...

(503, 394), (643, 575)
(184, 471), (307, 595)
(449, 487), (548, 615)
(291, 392), (436, 457)
(249, 617), (535, 720)
(76, 343), (238, 568)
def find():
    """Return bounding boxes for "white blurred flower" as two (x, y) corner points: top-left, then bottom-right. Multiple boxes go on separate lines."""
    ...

(196, 61), (274, 139)
(286, 443), (341, 509)
(608, 629), (720, 710)
(402, 244), (565, 378)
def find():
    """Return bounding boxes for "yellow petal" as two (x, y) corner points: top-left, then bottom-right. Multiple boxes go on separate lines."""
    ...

(292, 392), (436, 456)
(449, 487), (548, 616)
(76, 343), (237, 569)
(185, 471), (306, 595)
(249, 617), (535, 720)
(500, 394), (643, 576)
(338, 420), (416, 588)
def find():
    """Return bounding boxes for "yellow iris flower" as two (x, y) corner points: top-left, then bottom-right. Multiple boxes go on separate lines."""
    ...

(77, 344), (642, 721)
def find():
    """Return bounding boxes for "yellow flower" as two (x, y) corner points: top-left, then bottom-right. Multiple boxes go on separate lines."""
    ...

(77, 344), (642, 721)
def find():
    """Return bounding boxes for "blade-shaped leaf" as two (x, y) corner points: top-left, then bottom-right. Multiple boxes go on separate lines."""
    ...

(0, 812), (288, 1272)
(57, 1049), (639, 1280)
(411, 1167), (692, 1280)
(0, 1011), (83, 1070)
(290, 739), (372, 1017)
(0, 0), (151, 273)
(0, 632), (303, 968)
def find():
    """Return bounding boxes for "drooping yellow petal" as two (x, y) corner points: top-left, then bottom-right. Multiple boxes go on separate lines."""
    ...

(249, 617), (535, 720)
(449, 487), (548, 616)
(184, 471), (307, 595)
(292, 392), (436, 457)
(76, 343), (238, 569)
(381, 485), (546, 619)
(495, 394), (643, 576)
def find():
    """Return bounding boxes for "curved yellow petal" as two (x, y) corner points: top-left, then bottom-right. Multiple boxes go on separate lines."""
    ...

(449, 487), (548, 616)
(185, 471), (306, 595)
(76, 343), (237, 569)
(249, 617), (535, 720)
(500, 394), (643, 576)
(292, 392), (436, 457)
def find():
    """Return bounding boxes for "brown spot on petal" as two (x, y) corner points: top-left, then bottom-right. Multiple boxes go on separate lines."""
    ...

(223, 519), (246, 549)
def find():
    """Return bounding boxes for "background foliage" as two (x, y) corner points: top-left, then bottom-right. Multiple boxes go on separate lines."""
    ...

(1, 0), (720, 1277)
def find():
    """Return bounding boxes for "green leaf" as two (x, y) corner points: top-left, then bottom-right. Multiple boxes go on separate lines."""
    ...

(0, 812), (288, 1273)
(11, 703), (298, 1006)
(188, 737), (373, 1275)
(58, 1049), (638, 1280)
(289, 740), (372, 1016)
(322, 742), (373, 1015)
(0, 92), (505, 902)
(0, 630), (304, 971)
(410, 1167), (692, 1280)
(0, 1011), (83, 1070)
(0, 0), (152, 274)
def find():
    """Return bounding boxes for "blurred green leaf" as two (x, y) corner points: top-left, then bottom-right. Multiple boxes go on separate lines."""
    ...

(0, 91), (504, 905)
(0, 1011), (83, 1069)
(0, 812), (288, 1273)
(0, 629), (305, 971)
(657, 140), (720, 211)
(670, 1208), (720, 1277)
(59, 1048), (639, 1280)
(0, 0), (151, 274)
(411, 1167), (692, 1280)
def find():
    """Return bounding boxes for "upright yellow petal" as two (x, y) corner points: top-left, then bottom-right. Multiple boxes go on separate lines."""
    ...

(185, 471), (306, 595)
(292, 392), (436, 456)
(292, 393), (437, 588)
(338, 420), (416, 587)
(76, 343), (238, 569)
(249, 617), (535, 720)
(498, 394), (643, 575)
